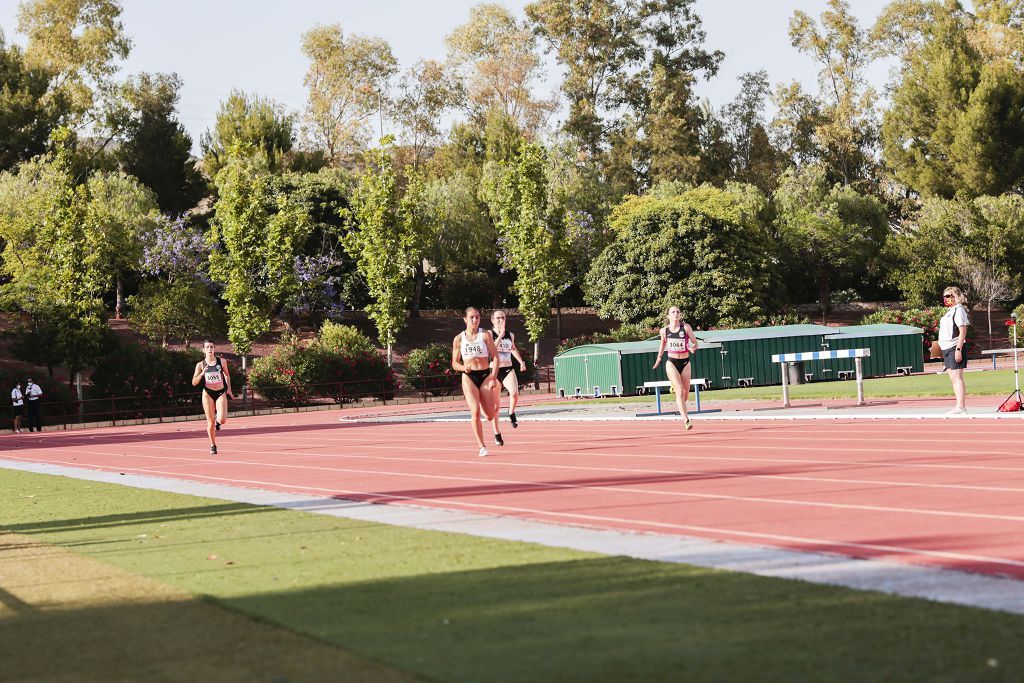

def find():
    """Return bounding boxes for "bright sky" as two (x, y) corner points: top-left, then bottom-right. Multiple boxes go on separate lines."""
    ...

(0, 0), (895, 153)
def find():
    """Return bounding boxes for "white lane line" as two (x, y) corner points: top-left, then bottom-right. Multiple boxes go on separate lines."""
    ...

(7, 447), (1024, 525)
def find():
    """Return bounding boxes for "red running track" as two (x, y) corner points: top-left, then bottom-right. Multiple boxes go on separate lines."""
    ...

(4, 409), (1024, 579)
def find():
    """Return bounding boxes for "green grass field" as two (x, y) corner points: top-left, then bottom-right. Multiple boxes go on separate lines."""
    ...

(3, 468), (1024, 682)
(575, 367), (1020, 404)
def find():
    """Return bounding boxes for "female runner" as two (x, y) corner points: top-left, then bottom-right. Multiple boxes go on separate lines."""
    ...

(452, 307), (502, 456)
(490, 309), (527, 428)
(192, 340), (234, 454)
(652, 306), (699, 430)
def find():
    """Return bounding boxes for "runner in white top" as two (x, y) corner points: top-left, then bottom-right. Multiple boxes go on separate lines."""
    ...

(451, 307), (501, 457)
(490, 309), (528, 429)
(652, 305), (699, 429)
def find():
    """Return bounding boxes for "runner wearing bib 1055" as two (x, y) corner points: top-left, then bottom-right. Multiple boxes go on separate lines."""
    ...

(192, 340), (235, 455)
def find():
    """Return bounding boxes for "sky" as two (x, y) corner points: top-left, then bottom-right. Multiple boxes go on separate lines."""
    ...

(0, 0), (895, 153)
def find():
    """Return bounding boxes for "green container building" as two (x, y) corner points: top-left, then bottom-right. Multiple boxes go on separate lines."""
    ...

(695, 324), (835, 387)
(554, 340), (722, 397)
(823, 324), (924, 378)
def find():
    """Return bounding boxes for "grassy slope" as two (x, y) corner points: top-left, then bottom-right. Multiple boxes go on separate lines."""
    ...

(3, 468), (1024, 682)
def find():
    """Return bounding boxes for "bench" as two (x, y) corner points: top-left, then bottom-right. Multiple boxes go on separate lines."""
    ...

(896, 366), (912, 376)
(837, 370), (855, 380)
(737, 377), (754, 388)
(642, 378), (708, 415)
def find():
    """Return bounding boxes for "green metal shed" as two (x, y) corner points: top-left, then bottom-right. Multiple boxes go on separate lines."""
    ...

(824, 324), (924, 378)
(554, 340), (722, 396)
(695, 324), (835, 387)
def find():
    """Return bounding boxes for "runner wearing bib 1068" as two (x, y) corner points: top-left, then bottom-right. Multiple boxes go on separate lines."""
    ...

(452, 307), (502, 457)
(652, 305), (699, 430)
(191, 340), (235, 455)
(490, 309), (528, 429)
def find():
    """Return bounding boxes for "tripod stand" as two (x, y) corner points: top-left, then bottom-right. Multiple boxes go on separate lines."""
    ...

(999, 314), (1023, 412)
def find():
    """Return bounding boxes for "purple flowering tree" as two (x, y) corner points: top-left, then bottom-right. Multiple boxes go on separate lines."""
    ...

(284, 253), (346, 325)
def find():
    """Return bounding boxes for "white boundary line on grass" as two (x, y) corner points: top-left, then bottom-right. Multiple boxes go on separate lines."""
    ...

(3, 458), (1022, 616)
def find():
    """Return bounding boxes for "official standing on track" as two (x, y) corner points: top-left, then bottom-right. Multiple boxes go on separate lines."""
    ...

(652, 305), (699, 430)
(24, 378), (43, 432)
(939, 287), (970, 414)
(11, 382), (24, 433)
(452, 307), (501, 457)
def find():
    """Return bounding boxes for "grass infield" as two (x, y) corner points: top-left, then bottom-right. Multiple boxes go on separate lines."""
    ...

(3, 468), (1024, 682)
(577, 368), (1024, 405)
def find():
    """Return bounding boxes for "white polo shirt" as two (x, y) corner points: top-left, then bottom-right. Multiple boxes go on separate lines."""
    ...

(25, 383), (42, 400)
(11, 388), (23, 406)
(938, 305), (969, 351)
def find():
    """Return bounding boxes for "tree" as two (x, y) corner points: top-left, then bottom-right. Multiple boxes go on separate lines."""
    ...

(774, 164), (888, 320)
(127, 279), (225, 348)
(115, 72), (206, 214)
(877, 1), (1024, 197)
(482, 142), (561, 363)
(953, 252), (1019, 341)
(208, 152), (312, 359)
(342, 140), (423, 365)
(721, 71), (785, 192)
(0, 34), (69, 171)
(787, 0), (879, 187)
(17, 0), (130, 120)
(201, 90), (296, 177)
(83, 170), (160, 318)
(584, 184), (778, 327)
(391, 59), (464, 172)
(447, 3), (556, 134)
(526, 0), (722, 190)
(301, 24), (397, 162)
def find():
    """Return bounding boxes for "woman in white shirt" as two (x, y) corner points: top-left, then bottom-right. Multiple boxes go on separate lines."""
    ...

(451, 307), (501, 457)
(938, 287), (969, 414)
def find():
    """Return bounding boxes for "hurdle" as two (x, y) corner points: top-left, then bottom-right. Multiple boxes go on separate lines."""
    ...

(771, 348), (871, 408)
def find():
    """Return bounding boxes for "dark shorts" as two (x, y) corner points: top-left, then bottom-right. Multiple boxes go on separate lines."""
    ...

(203, 386), (227, 400)
(12, 405), (23, 417)
(465, 369), (490, 390)
(667, 356), (690, 373)
(942, 346), (967, 370)
(497, 366), (517, 385)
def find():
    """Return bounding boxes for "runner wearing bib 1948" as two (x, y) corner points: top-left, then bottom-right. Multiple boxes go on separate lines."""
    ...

(652, 305), (699, 430)
(490, 309), (528, 429)
(191, 340), (234, 454)
(452, 307), (502, 457)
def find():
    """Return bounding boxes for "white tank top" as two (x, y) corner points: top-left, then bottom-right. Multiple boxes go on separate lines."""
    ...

(460, 331), (489, 360)
(493, 330), (514, 364)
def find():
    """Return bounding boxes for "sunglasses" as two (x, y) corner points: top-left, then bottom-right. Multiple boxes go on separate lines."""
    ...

(943, 295), (954, 300)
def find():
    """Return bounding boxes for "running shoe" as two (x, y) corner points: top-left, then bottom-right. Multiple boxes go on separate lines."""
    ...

(685, 419), (693, 431)
(210, 445), (218, 455)
(945, 407), (967, 415)
(215, 420), (221, 431)
(509, 412), (518, 428)
(479, 446), (489, 457)
(494, 432), (504, 446)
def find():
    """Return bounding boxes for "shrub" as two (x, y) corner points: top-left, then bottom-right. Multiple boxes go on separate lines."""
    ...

(315, 321), (375, 356)
(89, 340), (205, 417)
(1009, 304), (1024, 347)
(714, 311), (813, 329)
(405, 342), (461, 395)
(861, 306), (956, 354)
(249, 331), (396, 405)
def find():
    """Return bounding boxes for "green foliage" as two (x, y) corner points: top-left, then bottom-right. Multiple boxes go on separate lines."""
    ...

(0, 363), (77, 419)
(556, 322), (655, 355)
(860, 306), (948, 347)
(586, 183), (779, 328)
(482, 142), (559, 348)
(200, 90), (296, 177)
(248, 332), (396, 405)
(5, 297), (117, 376)
(773, 164), (888, 313)
(1012, 303), (1024, 347)
(209, 153), (313, 355)
(314, 322), (375, 356)
(885, 194), (1024, 306)
(89, 339), (203, 405)
(342, 144), (422, 358)
(0, 35), (69, 172)
(405, 342), (462, 395)
(115, 72), (207, 214)
(127, 280), (226, 347)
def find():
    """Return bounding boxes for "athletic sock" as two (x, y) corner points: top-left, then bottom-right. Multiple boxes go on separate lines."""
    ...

(210, 445), (217, 455)
(494, 432), (504, 446)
